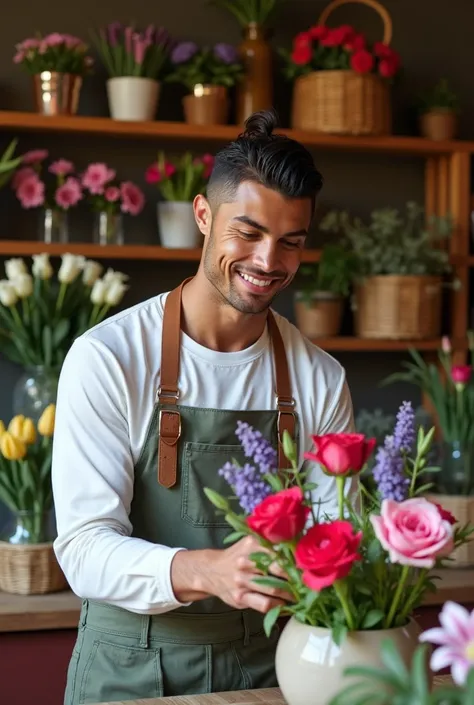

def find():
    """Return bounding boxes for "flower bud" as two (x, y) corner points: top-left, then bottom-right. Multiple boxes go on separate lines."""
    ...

(58, 253), (85, 284)
(90, 279), (107, 305)
(83, 260), (104, 287)
(32, 253), (53, 280)
(38, 404), (55, 437)
(11, 272), (33, 298)
(8, 414), (36, 444)
(5, 257), (27, 281)
(0, 431), (27, 460)
(0, 280), (18, 307)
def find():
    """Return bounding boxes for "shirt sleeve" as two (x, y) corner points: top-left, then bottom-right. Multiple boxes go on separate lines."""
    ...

(51, 335), (189, 615)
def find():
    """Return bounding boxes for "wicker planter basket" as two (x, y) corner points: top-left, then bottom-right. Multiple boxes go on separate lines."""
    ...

(354, 274), (443, 339)
(291, 0), (393, 135)
(0, 541), (68, 595)
(295, 292), (344, 338)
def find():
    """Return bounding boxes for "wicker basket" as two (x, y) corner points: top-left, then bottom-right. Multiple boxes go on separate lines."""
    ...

(291, 0), (393, 135)
(0, 541), (68, 595)
(295, 292), (344, 338)
(354, 275), (443, 339)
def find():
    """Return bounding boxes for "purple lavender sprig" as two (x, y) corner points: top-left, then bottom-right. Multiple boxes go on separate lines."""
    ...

(372, 401), (415, 501)
(235, 420), (278, 475)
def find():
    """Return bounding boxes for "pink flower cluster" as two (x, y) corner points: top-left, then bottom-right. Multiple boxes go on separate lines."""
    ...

(81, 162), (145, 216)
(14, 33), (87, 64)
(13, 149), (82, 210)
(145, 153), (215, 185)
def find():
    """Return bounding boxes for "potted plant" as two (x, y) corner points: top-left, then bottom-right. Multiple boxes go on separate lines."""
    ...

(279, 1), (401, 135)
(0, 139), (22, 188)
(418, 78), (459, 141)
(145, 151), (214, 248)
(210, 0), (284, 123)
(91, 22), (174, 121)
(80, 161), (145, 245)
(204, 402), (474, 705)
(320, 201), (453, 339)
(294, 243), (355, 338)
(13, 32), (93, 115)
(167, 42), (243, 125)
(11, 149), (83, 243)
(383, 335), (474, 567)
(0, 253), (129, 422)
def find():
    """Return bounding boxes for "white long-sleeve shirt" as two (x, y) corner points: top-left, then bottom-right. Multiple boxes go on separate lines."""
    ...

(52, 291), (355, 615)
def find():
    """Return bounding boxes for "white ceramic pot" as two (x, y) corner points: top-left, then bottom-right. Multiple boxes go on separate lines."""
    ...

(106, 77), (160, 121)
(275, 617), (423, 705)
(157, 201), (202, 249)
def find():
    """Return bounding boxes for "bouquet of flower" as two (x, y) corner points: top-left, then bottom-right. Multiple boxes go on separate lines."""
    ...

(0, 254), (129, 369)
(12, 150), (83, 213)
(145, 151), (214, 202)
(13, 33), (93, 75)
(210, 0), (284, 26)
(205, 402), (474, 643)
(91, 23), (174, 79)
(167, 42), (243, 91)
(80, 162), (145, 216)
(280, 24), (401, 81)
(0, 139), (22, 189)
(0, 405), (56, 542)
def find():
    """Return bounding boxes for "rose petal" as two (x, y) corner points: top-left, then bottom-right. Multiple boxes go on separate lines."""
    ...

(302, 568), (339, 591)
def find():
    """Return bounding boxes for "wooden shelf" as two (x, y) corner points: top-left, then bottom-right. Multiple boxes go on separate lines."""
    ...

(313, 337), (445, 351)
(0, 111), (473, 155)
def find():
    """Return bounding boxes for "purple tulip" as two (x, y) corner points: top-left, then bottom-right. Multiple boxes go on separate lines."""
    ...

(171, 41), (198, 64)
(144, 24), (156, 43)
(107, 22), (122, 48)
(213, 43), (238, 64)
(124, 26), (133, 55)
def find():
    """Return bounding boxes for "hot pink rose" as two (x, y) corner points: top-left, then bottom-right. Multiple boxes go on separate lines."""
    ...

(304, 433), (376, 476)
(370, 498), (455, 569)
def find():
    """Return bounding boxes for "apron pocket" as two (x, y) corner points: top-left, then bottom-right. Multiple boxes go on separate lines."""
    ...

(182, 442), (246, 528)
(78, 638), (163, 704)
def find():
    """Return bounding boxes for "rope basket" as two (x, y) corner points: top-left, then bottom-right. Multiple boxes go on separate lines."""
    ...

(0, 541), (68, 595)
(291, 0), (393, 135)
(354, 275), (443, 340)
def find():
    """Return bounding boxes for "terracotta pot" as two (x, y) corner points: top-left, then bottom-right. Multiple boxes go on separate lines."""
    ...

(236, 23), (273, 125)
(275, 617), (424, 705)
(419, 110), (458, 141)
(294, 291), (344, 338)
(33, 72), (82, 115)
(183, 84), (229, 125)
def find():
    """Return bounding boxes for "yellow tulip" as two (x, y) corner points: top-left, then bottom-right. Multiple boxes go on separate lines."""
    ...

(8, 414), (36, 444)
(38, 404), (55, 437)
(0, 420), (5, 437)
(0, 431), (27, 460)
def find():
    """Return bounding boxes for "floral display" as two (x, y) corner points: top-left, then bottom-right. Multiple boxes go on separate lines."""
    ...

(210, 0), (284, 26)
(205, 402), (474, 643)
(0, 254), (129, 368)
(167, 42), (243, 91)
(91, 22), (174, 79)
(13, 33), (93, 76)
(12, 149), (83, 212)
(145, 151), (214, 202)
(81, 162), (145, 217)
(280, 23), (401, 81)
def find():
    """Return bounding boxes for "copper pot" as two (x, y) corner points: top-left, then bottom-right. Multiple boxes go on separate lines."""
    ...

(183, 84), (229, 126)
(419, 110), (458, 141)
(33, 71), (82, 116)
(236, 23), (273, 125)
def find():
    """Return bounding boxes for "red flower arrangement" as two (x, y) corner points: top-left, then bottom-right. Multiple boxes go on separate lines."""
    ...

(281, 23), (401, 80)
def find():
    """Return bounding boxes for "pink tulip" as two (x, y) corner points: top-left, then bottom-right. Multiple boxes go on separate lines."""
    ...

(120, 181), (145, 216)
(441, 336), (451, 354)
(164, 163), (176, 178)
(420, 601), (474, 685)
(145, 164), (161, 184)
(451, 365), (472, 386)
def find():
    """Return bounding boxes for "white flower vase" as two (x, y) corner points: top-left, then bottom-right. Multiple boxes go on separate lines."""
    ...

(106, 77), (160, 121)
(275, 617), (424, 705)
(157, 201), (202, 249)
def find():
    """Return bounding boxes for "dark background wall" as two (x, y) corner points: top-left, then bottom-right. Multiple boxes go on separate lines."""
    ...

(0, 0), (473, 502)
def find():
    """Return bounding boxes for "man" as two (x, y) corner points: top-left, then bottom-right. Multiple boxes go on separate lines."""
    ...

(52, 109), (355, 705)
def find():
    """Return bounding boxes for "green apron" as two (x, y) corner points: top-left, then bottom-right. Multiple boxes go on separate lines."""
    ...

(64, 278), (298, 705)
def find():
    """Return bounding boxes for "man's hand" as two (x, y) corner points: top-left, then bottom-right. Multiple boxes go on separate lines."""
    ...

(171, 536), (293, 613)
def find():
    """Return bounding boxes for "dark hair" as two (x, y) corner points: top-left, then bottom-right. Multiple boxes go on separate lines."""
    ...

(207, 108), (323, 210)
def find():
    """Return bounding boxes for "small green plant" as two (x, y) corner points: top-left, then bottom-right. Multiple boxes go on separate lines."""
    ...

(0, 139), (21, 189)
(209, 0), (284, 26)
(418, 78), (460, 115)
(320, 201), (453, 277)
(297, 243), (355, 304)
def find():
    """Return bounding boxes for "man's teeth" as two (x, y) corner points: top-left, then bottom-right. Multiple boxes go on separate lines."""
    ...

(240, 272), (272, 288)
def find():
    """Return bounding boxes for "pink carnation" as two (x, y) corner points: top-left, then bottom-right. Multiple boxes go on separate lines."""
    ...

(120, 181), (145, 216)
(105, 186), (121, 202)
(12, 167), (36, 190)
(82, 163), (116, 195)
(49, 159), (74, 176)
(55, 177), (82, 209)
(16, 174), (45, 209)
(370, 497), (455, 569)
(22, 149), (48, 165)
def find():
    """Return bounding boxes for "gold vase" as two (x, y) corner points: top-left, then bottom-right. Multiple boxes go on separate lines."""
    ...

(236, 23), (273, 125)
(33, 71), (82, 116)
(182, 84), (229, 125)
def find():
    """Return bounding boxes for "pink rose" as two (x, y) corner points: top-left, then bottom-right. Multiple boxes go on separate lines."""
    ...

(370, 498), (455, 569)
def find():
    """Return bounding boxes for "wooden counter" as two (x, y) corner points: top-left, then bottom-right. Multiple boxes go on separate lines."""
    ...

(0, 568), (473, 633)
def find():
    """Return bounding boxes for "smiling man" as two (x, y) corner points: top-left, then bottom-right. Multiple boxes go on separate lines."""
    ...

(52, 109), (356, 705)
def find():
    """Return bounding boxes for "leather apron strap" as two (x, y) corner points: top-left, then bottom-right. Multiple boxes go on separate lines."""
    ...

(157, 278), (296, 488)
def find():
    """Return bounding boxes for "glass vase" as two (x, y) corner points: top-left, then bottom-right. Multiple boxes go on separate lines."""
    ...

(40, 207), (68, 243)
(0, 509), (54, 545)
(12, 365), (60, 424)
(437, 441), (474, 495)
(93, 210), (124, 246)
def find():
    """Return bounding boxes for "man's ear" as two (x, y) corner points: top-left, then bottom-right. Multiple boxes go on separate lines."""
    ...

(194, 194), (212, 237)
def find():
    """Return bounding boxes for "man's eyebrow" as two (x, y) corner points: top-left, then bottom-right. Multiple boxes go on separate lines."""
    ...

(232, 215), (307, 237)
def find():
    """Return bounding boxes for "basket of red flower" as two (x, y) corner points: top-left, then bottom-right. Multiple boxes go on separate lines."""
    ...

(282, 0), (401, 135)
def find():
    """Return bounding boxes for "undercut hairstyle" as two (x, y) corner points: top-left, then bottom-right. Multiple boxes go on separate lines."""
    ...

(206, 108), (323, 212)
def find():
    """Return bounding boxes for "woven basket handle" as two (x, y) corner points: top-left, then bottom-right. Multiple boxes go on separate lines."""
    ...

(318, 0), (392, 46)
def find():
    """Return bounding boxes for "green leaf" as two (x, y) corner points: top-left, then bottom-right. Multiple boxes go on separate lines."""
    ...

(222, 531), (246, 545)
(304, 590), (320, 609)
(252, 576), (291, 592)
(354, 583), (372, 596)
(203, 488), (230, 511)
(265, 473), (284, 492)
(263, 605), (281, 637)
(249, 551), (272, 566)
(52, 318), (71, 346)
(332, 622), (348, 647)
(42, 325), (53, 367)
(367, 538), (383, 563)
(361, 609), (384, 629)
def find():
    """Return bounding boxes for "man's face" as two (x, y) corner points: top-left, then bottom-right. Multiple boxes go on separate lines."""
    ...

(197, 181), (312, 315)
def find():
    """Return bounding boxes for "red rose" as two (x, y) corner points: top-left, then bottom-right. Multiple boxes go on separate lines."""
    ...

(344, 33), (366, 52)
(293, 31), (312, 49)
(295, 521), (362, 590)
(433, 502), (457, 525)
(291, 45), (312, 65)
(308, 26), (329, 41)
(247, 487), (309, 543)
(350, 49), (375, 73)
(451, 365), (472, 385)
(379, 57), (397, 78)
(374, 41), (392, 58)
(304, 433), (376, 476)
(321, 26), (353, 47)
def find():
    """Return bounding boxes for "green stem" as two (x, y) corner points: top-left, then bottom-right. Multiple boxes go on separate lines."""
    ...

(333, 580), (355, 631)
(55, 282), (68, 313)
(336, 476), (346, 520)
(397, 569), (428, 624)
(10, 304), (24, 330)
(384, 564), (410, 629)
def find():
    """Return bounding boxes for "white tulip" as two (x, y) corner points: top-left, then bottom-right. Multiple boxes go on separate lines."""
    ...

(11, 273), (33, 298)
(83, 260), (104, 287)
(5, 258), (27, 281)
(90, 279), (108, 305)
(32, 253), (53, 280)
(103, 268), (129, 285)
(105, 280), (128, 306)
(0, 280), (19, 307)
(58, 254), (85, 284)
